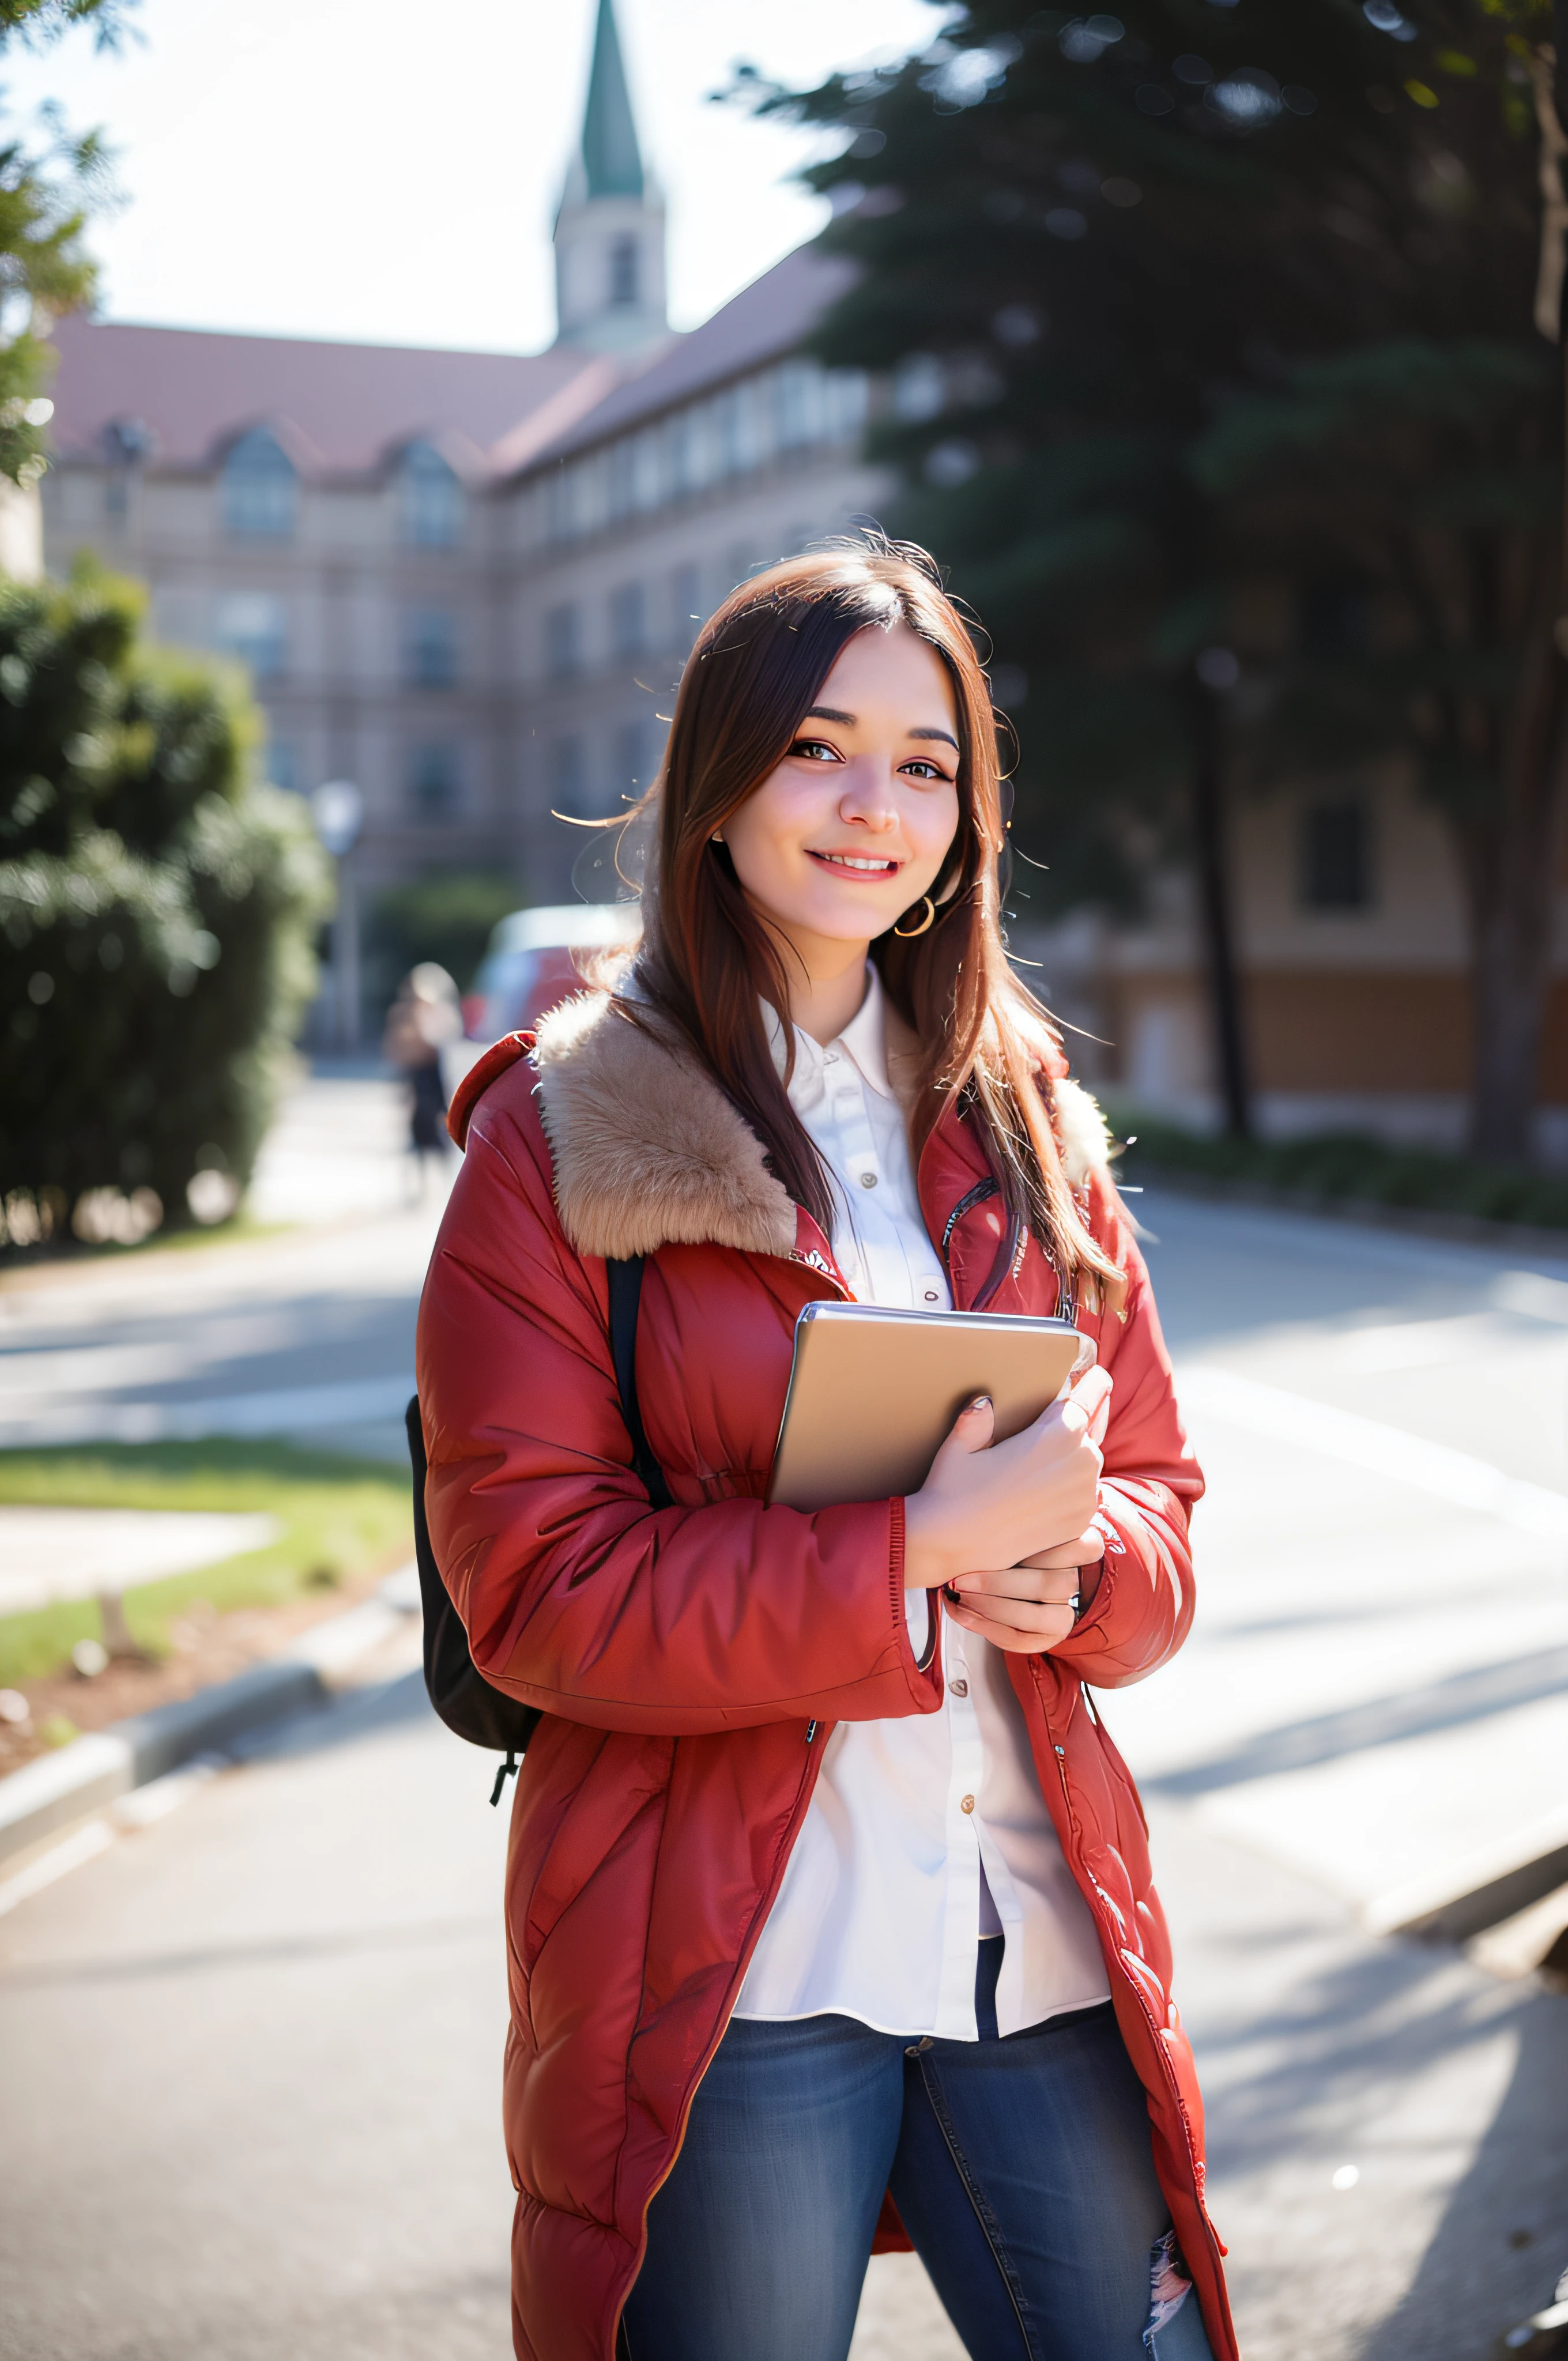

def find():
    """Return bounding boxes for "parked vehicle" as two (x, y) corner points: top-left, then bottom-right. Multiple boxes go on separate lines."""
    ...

(464, 902), (641, 1042)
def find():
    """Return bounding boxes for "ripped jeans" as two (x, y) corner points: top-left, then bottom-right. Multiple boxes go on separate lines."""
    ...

(620, 1962), (1215, 2361)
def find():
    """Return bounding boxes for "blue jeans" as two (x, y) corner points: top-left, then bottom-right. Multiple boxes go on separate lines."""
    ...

(620, 1953), (1215, 2361)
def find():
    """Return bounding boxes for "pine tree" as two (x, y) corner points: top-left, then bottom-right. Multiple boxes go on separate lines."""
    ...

(754, 0), (1561, 1153)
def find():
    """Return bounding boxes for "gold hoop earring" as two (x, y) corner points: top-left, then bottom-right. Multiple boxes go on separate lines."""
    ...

(892, 895), (936, 939)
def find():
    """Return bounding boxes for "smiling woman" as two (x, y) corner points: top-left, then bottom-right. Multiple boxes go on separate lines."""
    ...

(416, 532), (1228, 2361)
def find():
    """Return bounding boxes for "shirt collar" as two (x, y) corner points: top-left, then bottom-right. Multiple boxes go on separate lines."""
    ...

(764, 964), (895, 1108)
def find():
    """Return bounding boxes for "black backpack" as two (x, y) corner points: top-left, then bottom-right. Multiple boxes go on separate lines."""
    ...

(406, 1254), (672, 1805)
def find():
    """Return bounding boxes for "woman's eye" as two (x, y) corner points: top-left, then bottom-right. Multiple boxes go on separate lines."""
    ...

(790, 738), (840, 763)
(902, 759), (948, 782)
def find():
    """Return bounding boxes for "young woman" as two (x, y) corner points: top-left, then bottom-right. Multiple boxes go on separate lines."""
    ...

(417, 540), (1234, 2361)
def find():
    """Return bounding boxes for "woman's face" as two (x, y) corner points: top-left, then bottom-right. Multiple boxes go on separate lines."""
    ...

(721, 623), (962, 961)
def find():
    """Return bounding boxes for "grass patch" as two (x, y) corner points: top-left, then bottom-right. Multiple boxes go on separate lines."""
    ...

(1113, 1112), (1568, 1230)
(0, 1439), (412, 1687)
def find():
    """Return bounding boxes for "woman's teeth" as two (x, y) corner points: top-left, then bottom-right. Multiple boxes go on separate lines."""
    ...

(812, 853), (899, 872)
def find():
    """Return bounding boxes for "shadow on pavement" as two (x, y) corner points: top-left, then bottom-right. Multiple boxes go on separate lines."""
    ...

(1359, 1982), (1568, 2359)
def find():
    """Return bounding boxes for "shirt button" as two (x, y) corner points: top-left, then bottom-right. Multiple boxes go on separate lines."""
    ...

(824, 1051), (839, 1064)
(924, 1290), (939, 1303)
(859, 1171), (878, 1189)
(950, 1678), (968, 1698)
(960, 1794), (975, 1813)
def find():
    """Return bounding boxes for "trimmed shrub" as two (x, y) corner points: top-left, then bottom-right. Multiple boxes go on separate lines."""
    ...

(1114, 1112), (1568, 1234)
(0, 565), (330, 1242)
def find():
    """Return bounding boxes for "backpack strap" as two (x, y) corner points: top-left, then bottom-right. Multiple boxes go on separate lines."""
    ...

(606, 1255), (673, 1510)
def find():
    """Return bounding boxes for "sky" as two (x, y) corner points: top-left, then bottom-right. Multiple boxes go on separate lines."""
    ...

(2, 0), (943, 354)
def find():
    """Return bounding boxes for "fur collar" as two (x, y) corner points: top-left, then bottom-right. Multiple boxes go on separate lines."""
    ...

(530, 987), (1111, 1263)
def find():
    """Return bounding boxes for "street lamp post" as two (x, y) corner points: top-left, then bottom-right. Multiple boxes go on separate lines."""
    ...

(311, 779), (364, 1051)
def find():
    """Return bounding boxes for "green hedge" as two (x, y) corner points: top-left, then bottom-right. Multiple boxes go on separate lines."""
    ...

(1114, 1113), (1568, 1231)
(0, 565), (330, 1244)
(365, 871), (522, 1011)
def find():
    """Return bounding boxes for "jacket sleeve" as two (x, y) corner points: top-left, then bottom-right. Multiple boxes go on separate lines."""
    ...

(415, 1080), (943, 1737)
(1050, 1176), (1203, 1689)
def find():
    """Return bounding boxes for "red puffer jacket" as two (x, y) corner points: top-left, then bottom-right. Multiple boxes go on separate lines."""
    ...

(417, 987), (1234, 2361)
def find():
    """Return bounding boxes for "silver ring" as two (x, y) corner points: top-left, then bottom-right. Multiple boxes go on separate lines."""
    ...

(1068, 1591), (1083, 1619)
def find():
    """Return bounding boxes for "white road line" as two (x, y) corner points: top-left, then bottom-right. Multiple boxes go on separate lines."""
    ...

(1177, 1364), (1568, 1542)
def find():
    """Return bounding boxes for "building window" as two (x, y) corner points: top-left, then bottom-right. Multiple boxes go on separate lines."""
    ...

(545, 603), (581, 680)
(608, 438), (635, 520)
(666, 409), (704, 498)
(610, 234), (640, 306)
(409, 741), (461, 816)
(399, 442), (464, 549)
(713, 385), (757, 477)
(609, 582), (646, 659)
(774, 362), (821, 451)
(221, 428), (297, 541)
(672, 563), (702, 650)
(615, 718), (661, 800)
(404, 607), (458, 688)
(827, 369), (870, 442)
(214, 591), (288, 681)
(545, 465), (580, 545)
(1301, 798), (1373, 911)
(548, 736), (587, 815)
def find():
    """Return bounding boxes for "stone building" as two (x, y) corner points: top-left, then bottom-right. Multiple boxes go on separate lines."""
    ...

(39, 0), (889, 912)
(32, 0), (1562, 1145)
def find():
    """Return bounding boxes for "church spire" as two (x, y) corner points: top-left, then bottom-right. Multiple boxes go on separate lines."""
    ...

(581, 0), (643, 199)
(553, 0), (667, 354)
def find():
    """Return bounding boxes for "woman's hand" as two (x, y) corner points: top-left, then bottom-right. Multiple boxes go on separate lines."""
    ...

(943, 1528), (1105, 1654)
(903, 1366), (1113, 1595)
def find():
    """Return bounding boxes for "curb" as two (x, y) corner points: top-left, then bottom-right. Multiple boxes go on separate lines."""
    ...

(0, 1568), (419, 1870)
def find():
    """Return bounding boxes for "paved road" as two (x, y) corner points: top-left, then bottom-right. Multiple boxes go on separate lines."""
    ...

(2, 1083), (1565, 2358)
(0, 1074), (446, 1461)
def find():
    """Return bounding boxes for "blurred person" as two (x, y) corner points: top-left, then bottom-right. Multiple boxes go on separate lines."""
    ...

(417, 541), (1231, 2361)
(383, 961), (461, 1194)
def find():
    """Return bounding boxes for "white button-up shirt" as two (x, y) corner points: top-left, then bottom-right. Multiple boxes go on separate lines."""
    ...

(734, 967), (1110, 2039)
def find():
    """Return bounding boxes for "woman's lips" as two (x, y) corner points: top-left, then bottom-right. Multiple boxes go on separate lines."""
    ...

(806, 850), (903, 877)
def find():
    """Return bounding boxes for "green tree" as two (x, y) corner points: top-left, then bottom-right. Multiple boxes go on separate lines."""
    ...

(0, 567), (331, 1242)
(0, 0), (127, 482)
(755, 0), (1563, 1153)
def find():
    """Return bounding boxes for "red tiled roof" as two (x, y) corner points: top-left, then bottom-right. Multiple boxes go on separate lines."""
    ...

(44, 314), (620, 478)
(517, 246), (857, 472)
(42, 242), (855, 484)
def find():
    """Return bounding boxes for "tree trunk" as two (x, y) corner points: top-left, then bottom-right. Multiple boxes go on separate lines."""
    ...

(1184, 670), (1252, 1137)
(1458, 623), (1568, 1161)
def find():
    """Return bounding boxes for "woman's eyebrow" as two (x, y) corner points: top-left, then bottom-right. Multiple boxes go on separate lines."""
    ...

(801, 707), (959, 754)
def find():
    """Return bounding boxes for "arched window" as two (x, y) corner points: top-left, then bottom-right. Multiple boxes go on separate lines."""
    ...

(221, 428), (297, 541)
(399, 441), (464, 549)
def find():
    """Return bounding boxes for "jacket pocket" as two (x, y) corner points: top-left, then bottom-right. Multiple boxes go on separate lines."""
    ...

(516, 1728), (671, 1975)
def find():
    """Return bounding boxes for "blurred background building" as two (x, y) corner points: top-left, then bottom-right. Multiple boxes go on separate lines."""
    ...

(38, 0), (884, 913)
(31, 0), (1568, 1156)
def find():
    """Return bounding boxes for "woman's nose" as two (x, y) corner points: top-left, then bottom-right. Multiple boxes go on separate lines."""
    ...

(837, 760), (900, 828)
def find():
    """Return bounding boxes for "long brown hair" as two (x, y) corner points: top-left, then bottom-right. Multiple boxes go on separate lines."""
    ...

(619, 535), (1120, 1297)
